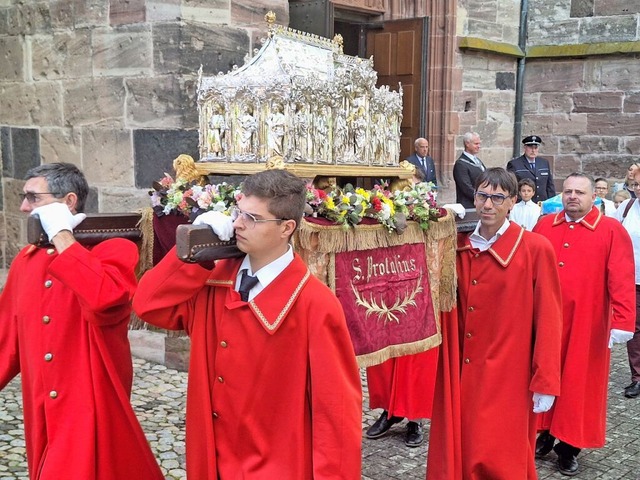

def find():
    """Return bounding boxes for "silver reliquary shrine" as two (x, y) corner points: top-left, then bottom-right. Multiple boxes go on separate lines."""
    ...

(196, 13), (403, 173)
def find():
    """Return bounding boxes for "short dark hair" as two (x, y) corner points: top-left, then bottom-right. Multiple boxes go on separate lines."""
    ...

(241, 169), (306, 228)
(594, 177), (608, 184)
(518, 178), (536, 191)
(25, 163), (89, 212)
(564, 172), (595, 191)
(475, 167), (518, 197)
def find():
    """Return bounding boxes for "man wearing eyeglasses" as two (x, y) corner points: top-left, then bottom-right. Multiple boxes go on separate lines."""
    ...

(427, 167), (563, 480)
(134, 169), (362, 479)
(0, 163), (164, 479)
(533, 173), (635, 476)
(507, 135), (556, 203)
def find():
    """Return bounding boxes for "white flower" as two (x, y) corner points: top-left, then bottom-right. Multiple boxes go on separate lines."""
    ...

(212, 200), (227, 212)
(380, 203), (391, 220)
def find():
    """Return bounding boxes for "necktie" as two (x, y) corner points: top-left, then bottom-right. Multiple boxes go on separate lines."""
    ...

(529, 161), (535, 173)
(238, 270), (259, 301)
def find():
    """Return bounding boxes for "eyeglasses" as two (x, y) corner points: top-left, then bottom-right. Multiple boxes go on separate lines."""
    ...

(19, 192), (60, 204)
(474, 192), (508, 205)
(231, 207), (286, 229)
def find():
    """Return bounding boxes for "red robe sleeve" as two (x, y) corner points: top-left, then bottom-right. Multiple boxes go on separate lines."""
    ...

(133, 246), (215, 333)
(0, 259), (22, 389)
(49, 239), (138, 327)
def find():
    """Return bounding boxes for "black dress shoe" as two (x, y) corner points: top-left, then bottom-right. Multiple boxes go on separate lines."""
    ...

(624, 381), (640, 398)
(535, 430), (555, 458)
(365, 411), (403, 439)
(405, 421), (424, 447)
(556, 453), (579, 476)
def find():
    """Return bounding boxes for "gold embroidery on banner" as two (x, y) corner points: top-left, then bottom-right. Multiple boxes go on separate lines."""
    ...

(350, 272), (424, 324)
(252, 270), (311, 331)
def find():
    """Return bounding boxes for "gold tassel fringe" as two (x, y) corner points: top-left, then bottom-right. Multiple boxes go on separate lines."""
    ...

(136, 207), (156, 278)
(297, 219), (426, 253)
(356, 333), (442, 368)
(130, 207), (156, 331)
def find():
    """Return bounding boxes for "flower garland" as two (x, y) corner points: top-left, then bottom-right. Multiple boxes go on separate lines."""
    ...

(149, 175), (240, 222)
(150, 175), (443, 231)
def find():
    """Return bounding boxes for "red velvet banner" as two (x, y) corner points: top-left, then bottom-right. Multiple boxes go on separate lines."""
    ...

(334, 243), (437, 357)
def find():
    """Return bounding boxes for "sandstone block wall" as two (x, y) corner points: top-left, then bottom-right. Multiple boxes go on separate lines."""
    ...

(454, 52), (518, 169)
(523, 55), (640, 180)
(451, 0), (640, 190)
(457, 0), (521, 45)
(450, 0), (520, 176)
(0, 0), (289, 269)
(523, 0), (640, 180)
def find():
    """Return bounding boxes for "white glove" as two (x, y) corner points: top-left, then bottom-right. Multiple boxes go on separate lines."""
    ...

(609, 329), (634, 348)
(532, 392), (555, 413)
(442, 203), (466, 219)
(192, 211), (234, 241)
(31, 202), (86, 240)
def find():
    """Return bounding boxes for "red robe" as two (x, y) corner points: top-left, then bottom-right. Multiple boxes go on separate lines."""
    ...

(0, 240), (163, 480)
(427, 223), (563, 480)
(133, 248), (362, 479)
(366, 348), (438, 419)
(533, 206), (636, 448)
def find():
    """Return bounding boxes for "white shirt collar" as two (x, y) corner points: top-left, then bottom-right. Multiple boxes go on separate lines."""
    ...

(564, 213), (587, 223)
(236, 244), (294, 301)
(469, 219), (511, 251)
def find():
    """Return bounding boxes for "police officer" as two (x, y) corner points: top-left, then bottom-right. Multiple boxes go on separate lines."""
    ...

(507, 135), (556, 203)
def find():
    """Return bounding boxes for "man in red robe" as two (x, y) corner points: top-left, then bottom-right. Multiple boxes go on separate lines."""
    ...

(0, 163), (164, 480)
(533, 172), (635, 476)
(427, 167), (563, 480)
(134, 169), (362, 479)
(365, 349), (438, 447)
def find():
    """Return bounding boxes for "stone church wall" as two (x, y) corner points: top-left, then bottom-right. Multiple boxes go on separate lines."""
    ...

(524, 1), (640, 180)
(451, 0), (521, 172)
(452, 0), (640, 184)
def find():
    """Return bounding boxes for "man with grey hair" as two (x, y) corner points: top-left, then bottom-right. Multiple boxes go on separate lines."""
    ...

(0, 163), (163, 479)
(405, 137), (437, 184)
(533, 172), (635, 476)
(453, 132), (485, 207)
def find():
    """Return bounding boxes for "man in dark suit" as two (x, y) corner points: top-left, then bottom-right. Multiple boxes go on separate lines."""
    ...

(507, 135), (556, 203)
(405, 138), (437, 184)
(453, 132), (485, 208)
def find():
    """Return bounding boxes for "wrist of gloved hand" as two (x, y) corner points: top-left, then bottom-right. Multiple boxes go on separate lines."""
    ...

(609, 329), (634, 348)
(192, 210), (235, 241)
(532, 392), (555, 413)
(31, 202), (86, 240)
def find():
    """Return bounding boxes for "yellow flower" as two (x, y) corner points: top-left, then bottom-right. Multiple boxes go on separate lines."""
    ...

(341, 195), (350, 205)
(356, 188), (370, 201)
(381, 196), (396, 215)
(324, 197), (335, 210)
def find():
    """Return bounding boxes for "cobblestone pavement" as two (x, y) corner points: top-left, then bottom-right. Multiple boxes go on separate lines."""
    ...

(1, 346), (639, 479)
